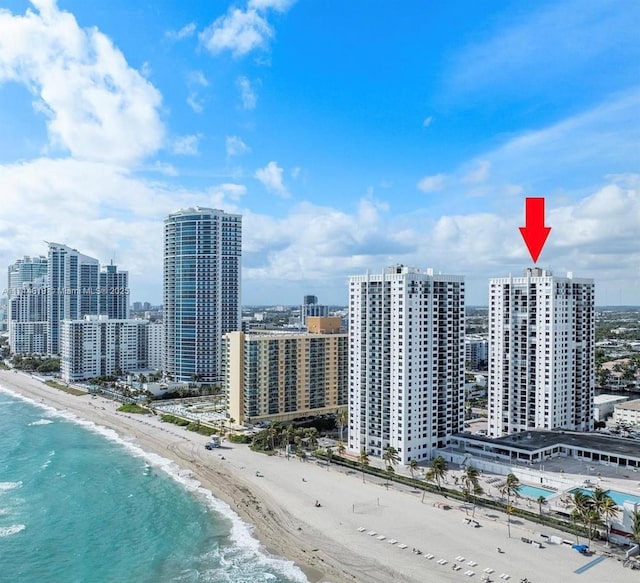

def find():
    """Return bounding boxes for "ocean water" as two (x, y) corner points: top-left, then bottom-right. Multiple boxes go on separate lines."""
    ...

(0, 387), (308, 583)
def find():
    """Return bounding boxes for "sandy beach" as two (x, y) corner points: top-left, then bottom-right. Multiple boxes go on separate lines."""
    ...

(2, 370), (638, 583)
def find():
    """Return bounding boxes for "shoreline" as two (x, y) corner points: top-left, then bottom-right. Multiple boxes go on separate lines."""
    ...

(2, 370), (638, 583)
(0, 371), (350, 583)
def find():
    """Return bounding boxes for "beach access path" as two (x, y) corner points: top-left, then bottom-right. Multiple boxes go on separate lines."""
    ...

(1, 370), (636, 583)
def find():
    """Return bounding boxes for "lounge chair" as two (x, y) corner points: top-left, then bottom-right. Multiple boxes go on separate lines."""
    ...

(357, 527), (366, 532)
(398, 544), (408, 549)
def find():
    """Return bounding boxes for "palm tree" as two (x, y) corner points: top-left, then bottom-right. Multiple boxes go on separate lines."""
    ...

(358, 448), (370, 483)
(325, 447), (333, 470)
(383, 446), (400, 472)
(429, 455), (448, 491)
(499, 473), (520, 538)
(408, 459), (419, 481)
(336, 408), (348, 442)
(630, 510), (640, 545)
(385, 465), (395, 488)
(461, 465), (482, 517)
(537, 495), (548, 517)
(570, 491), (593, 544)
(599, 497), (619, 546)
(422, 470), (435, 503)
(337, 441), (346, 457)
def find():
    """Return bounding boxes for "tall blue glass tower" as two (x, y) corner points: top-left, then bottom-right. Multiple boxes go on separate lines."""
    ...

(163, 208), (242, 383)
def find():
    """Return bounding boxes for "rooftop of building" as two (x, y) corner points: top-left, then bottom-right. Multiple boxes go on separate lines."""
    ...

(455, 429), (640, 457)
(594, 394), (630, 404)
(615, 399), (640, 412)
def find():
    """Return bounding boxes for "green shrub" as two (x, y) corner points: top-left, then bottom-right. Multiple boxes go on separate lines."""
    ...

(117, 403), (148, 414)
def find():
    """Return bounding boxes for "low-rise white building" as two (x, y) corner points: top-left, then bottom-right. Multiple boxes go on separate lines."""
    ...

(594, 394), (628, 422)
(613, 399), (640, 428)
(61, 315), (148, 382)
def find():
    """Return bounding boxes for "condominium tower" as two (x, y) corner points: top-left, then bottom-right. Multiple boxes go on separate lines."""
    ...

(348, 266), (465, 465)
(488, 268), (595, 438)
(163, 208), (242, 383)
(224, 318), (348, 425)
(7, 256), (48, 297)
(47, 243), (100, 355)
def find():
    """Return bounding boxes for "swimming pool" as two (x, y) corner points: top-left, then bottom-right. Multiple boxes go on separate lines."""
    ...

(568, 488), (640, 506)
(517, 484), (557, 500)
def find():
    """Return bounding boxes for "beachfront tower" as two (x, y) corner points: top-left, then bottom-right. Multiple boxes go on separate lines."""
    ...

(348, 266), (465, 465)
(488, 268), (595, 438)
(47, 243), (100, 355)
(163, 207), (242, 383)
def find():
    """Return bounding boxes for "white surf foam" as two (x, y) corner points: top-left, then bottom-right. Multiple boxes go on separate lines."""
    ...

(0, 383), (308, 582)
(28, 418), (54, 426)
(0, 482), (22, 492)
(0, 524), (25, 537)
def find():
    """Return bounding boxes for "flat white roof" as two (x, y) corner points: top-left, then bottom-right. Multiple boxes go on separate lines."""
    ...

(595, 394), (629, 405)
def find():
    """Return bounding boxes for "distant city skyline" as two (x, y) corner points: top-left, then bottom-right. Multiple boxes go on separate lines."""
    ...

(0, 1), (638, 306)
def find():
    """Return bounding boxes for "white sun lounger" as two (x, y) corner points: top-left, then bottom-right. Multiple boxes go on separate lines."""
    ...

(456, 555), (465, 561)
(467, 561), (477, 567)
(367, 531), (377, 536)
(425, 553), (434, 559)
(357, 527), (366, 532)
(377, 535), (386, 540)
(484, 568), (494, 574)
(388, 539), (397, 544)
(465, 571), (475, 577)
(398, 544), (408, 549)
(500, 574), (510, 580)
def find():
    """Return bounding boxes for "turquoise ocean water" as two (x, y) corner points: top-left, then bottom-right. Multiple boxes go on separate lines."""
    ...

(0, 386), (308, 583)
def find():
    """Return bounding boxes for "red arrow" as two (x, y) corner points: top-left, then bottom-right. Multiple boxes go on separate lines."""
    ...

(519, 197), (551, 263)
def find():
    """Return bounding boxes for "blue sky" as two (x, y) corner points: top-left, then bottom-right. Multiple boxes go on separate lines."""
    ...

(0, 0), (638, 305)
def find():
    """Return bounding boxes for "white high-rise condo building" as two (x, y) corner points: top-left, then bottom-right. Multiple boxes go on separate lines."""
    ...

(47, 243), (99, 355)
(164, 208), (242, 383)
(348, 266), (465, 465)
(60, 315), (148, 383)
(98, 263), (129, 320)
(488, 268), (595, 438)
(7, 256), (48, 297)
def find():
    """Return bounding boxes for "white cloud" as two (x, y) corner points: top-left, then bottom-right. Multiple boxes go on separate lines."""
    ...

(187, 70), (209, 87)
(417, 174), (446, 193)
(255, 161), (287, 197)
(249, 0), (296, 11)
(461, 160), (491, 184)
(200, 8), (272, 58)
(172, 134), (202, 156)
(0, 157), (245, 300)
(226, 135), (250, 157)
(0, 1), (164, 165)
(422, 116), (433, 128)
(212, 183), (247, 202)
(199, 0), (296, 58)
(237, 76), (257, 110)
(165, 22), (196, 41)
(187, 94), (204, 113)
(185, 70), (208, 113)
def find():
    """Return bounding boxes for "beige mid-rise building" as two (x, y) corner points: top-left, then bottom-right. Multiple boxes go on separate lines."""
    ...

(224, 325), (348, 424)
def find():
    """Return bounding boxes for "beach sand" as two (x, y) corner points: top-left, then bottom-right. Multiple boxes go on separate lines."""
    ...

(2, 370), (637, 583)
